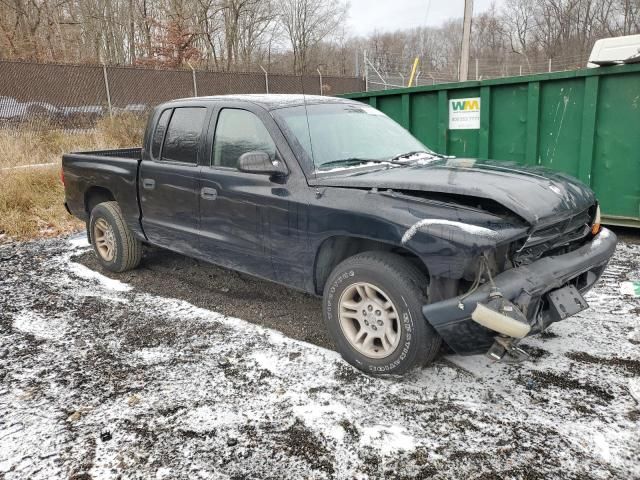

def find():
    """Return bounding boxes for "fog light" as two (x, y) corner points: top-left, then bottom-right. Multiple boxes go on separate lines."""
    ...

(591, 205), (601, 235)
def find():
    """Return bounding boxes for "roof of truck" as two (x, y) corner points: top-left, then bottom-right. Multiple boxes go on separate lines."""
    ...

(165, 94), (358, 110)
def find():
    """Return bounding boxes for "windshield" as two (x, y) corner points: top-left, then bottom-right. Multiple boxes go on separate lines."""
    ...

(273, 103), (433, 171)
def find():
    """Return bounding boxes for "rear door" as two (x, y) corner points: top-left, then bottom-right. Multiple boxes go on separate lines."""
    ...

(139, 106), (208, 256)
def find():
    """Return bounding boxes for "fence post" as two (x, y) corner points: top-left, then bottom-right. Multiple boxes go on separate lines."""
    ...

(519, 65), (523, 76)
(317, 68), (323, 95)
(102, 64), (113, 119)
(260, 65), (269, 93)
(475, 58), (479, 80)
(187, 62), (198, 97)
(548, 58), (552, 72)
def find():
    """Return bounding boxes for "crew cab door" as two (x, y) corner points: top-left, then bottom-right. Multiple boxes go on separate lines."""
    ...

(139, 106), (208, 256)
(199, 104), (309, 284)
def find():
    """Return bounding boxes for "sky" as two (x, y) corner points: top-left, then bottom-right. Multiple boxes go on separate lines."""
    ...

(347, 0), (503, 36)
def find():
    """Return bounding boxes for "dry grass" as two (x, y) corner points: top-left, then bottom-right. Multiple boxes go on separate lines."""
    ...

(0, 167), (82, 240)
(0, 113), (146, 168)
(0, 114), (145, 240)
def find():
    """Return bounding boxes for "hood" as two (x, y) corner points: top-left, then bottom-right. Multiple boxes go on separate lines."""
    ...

(311, 158), (596, 225)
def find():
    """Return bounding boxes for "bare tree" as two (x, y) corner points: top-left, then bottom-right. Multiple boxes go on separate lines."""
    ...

(0, 0), (639, 79)
(279, 0), (347, 74)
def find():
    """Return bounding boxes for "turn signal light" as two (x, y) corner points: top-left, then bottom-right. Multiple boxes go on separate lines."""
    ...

(591, 205), (601, 235)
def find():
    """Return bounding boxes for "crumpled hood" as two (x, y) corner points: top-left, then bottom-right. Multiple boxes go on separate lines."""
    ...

(312, 158), (596, 224)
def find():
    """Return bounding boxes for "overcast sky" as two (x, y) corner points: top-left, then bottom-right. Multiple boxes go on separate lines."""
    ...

(347, 0), (503, 36)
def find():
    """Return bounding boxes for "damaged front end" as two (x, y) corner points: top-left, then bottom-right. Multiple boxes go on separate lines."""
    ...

(422, 227), (617, 359)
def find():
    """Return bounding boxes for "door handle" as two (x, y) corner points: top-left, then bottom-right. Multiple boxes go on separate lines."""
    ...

(142, 178), (155, 190)
(201, 187), (218, 200)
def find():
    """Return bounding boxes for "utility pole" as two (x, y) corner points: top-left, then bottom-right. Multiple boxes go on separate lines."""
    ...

(459, 0), (473, 81)
(364, 50), (369, 91)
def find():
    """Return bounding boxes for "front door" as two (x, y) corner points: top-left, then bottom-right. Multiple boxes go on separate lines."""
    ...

(199, 106), (297, 281)
(139, 106), (207, 256)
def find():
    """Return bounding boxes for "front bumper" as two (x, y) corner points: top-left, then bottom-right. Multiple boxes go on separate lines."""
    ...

(422, 228), (618, 355)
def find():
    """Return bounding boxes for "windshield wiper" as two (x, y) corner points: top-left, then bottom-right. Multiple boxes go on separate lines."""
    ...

(390, 150), (445, 161)
(318, 158), (396, 170)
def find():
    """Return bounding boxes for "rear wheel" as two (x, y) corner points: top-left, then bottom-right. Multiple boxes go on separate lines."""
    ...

(89, 201), (142, 272)
(323, 251), (441, 375)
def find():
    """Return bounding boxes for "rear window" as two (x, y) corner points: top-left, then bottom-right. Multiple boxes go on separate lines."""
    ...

(161, 107), (207, 164)
(151, 109), (171, 159)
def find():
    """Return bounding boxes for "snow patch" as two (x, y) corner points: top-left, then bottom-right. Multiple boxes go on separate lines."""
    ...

(592, 432), (612, 462)
(291, 400), (351, 443)
(68, 233), (90, 249)
(179, 406), (242, 433)
(251, 351), (281, 373)
(155, 467), (172, 479)
(629, 378), (640, 405)
(360, 424), (416, 455)
(401, 218), (496, 244)
(134, 347), (176, 365)
(67, 261), (131, 292)
(12, 311), (66, 340)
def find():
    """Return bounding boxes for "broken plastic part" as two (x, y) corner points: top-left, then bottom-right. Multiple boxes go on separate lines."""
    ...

(471, 296), (531, 338)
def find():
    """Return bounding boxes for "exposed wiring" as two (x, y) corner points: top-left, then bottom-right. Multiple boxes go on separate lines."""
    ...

(457, 254), (497, 309)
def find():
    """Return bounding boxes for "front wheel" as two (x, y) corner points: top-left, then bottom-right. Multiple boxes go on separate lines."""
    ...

(89, 201), (142, 273)
(323, 251), (441, 375)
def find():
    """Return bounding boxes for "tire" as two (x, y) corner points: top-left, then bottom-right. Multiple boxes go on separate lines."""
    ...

(89, 201), (142, 273)
(323, 251), (441, 375)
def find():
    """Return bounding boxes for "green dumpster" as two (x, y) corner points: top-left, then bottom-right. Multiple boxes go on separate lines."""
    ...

(341, 64), (640, 227)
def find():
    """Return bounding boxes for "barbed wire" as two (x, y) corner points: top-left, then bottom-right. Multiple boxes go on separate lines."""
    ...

(364, 51), (592, 90)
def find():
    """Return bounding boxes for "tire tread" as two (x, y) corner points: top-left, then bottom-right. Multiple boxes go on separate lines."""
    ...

(91, 201), (142, 272)
(324, 250), (441, 373)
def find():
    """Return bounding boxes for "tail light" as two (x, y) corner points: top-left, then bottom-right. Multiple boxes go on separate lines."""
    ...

(60, 168), (65, 186)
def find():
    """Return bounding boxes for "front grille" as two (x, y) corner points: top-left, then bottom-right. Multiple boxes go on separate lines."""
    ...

(513, 207), (594, 265)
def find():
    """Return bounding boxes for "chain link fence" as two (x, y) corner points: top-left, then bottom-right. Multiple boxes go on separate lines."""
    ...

(0, 60), (365, 130)
(363, 52), (589, 91)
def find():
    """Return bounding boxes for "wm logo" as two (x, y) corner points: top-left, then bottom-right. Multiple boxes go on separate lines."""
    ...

(451, 99), (480, 111)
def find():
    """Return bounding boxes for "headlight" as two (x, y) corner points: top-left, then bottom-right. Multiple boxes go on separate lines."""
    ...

(591, 204), (601, 235)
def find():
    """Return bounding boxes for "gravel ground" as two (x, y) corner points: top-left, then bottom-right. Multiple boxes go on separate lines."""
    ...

(0, 234), (639, 479)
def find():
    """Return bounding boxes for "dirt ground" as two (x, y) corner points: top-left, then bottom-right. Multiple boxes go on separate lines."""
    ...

(1, 233), (639, 479)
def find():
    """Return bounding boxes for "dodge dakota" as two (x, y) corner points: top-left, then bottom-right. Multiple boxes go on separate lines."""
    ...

(62, 94), (617, 374)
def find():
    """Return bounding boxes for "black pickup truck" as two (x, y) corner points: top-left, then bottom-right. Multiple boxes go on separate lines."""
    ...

(62, 94), (617, 374)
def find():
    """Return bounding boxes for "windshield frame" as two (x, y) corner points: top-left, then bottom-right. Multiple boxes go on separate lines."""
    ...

(271, 101), (435, 178)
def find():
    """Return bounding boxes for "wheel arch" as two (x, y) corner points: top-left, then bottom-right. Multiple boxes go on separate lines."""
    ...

(84, 186), (116, 215)
(313, 235), (430, 295)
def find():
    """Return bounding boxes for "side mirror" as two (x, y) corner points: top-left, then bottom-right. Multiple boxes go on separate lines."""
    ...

(238, 151), (288, 176)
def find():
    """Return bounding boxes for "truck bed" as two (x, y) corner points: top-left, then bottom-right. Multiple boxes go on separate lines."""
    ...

(62, 147), (143, 237)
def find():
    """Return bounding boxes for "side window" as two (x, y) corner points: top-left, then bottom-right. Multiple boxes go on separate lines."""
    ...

(213, 109), (277, 168)
(151, 109), (171, 159)
(161, 107), (207, 164)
